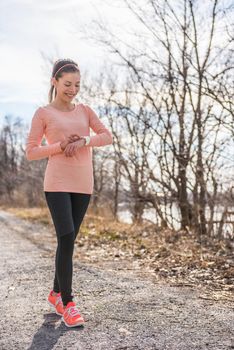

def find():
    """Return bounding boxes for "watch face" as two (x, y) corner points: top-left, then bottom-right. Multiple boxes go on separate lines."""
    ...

(84, 136), (90, 145)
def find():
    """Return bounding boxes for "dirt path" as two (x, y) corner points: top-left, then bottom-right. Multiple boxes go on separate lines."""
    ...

(0, 210), (233, 350)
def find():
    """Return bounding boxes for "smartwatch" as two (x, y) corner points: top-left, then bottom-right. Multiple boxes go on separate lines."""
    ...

(83, 136), (91, 145)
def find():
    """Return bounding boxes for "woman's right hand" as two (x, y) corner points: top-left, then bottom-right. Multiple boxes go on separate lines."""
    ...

(60, 134), (80, 151)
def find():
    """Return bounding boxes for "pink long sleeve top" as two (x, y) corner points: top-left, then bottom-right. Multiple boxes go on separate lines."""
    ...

(26, 103), (113, 194)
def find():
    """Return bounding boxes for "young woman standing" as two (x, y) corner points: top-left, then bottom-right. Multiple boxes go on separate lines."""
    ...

(26, 58), (113, 327)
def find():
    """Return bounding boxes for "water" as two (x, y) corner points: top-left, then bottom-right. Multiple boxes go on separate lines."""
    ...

(117, 204), (234, 237)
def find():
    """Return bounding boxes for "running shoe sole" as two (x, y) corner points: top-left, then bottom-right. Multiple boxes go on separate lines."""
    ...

(61, 316), (85, 327)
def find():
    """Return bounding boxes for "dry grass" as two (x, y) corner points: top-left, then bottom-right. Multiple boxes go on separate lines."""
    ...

(1, 206), (51, 225)
(0, 205), (132, 236)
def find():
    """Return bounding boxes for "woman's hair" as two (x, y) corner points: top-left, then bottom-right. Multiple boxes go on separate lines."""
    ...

(48, 58), (80, 103)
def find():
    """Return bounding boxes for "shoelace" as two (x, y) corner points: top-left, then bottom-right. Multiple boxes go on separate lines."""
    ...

(66, 306), (81, 316)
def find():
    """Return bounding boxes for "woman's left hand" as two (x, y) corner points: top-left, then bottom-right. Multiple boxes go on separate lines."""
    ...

(64, 138), (86, 157)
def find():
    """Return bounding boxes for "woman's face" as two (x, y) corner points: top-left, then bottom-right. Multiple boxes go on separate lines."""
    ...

(52, 71), (80, 102)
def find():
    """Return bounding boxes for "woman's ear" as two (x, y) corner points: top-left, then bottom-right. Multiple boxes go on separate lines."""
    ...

(51, 77), (56, 88)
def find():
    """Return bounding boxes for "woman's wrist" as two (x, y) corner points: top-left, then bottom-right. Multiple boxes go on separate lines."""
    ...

(60, 141), (64, 151)
(60, 141), (66, 151)
(60, 137), (87, 152)
(81, 136), (90, 146)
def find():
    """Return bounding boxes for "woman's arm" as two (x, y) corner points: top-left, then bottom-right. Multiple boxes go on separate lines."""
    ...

(25, 108), (62, 161)
(84, 105), (113, 147)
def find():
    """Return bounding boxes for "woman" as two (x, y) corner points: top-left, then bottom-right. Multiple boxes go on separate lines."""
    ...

(26, 58), (113, 327)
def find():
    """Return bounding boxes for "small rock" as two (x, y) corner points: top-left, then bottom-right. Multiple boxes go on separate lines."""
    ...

(118, 327), (132, 335)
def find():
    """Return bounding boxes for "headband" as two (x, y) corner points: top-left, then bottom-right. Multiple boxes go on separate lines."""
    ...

(53, 63), (79, 77)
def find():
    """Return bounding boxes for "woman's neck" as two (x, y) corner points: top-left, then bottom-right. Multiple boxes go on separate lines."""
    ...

(50, 99), (75, 112)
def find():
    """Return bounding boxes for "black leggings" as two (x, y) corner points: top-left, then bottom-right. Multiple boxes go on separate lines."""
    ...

(44, 192), (91, 306)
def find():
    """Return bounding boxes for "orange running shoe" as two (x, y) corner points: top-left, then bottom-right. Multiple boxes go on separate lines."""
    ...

(48, 290), (65, 316)
(62, 301), (85, 327)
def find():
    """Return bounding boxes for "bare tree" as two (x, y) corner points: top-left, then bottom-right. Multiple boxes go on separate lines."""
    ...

(0, 116), (24, 202)
(83, 0), (234, 236)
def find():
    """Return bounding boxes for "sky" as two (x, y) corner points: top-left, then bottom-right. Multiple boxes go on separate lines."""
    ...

(0, 0), (135, 125)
